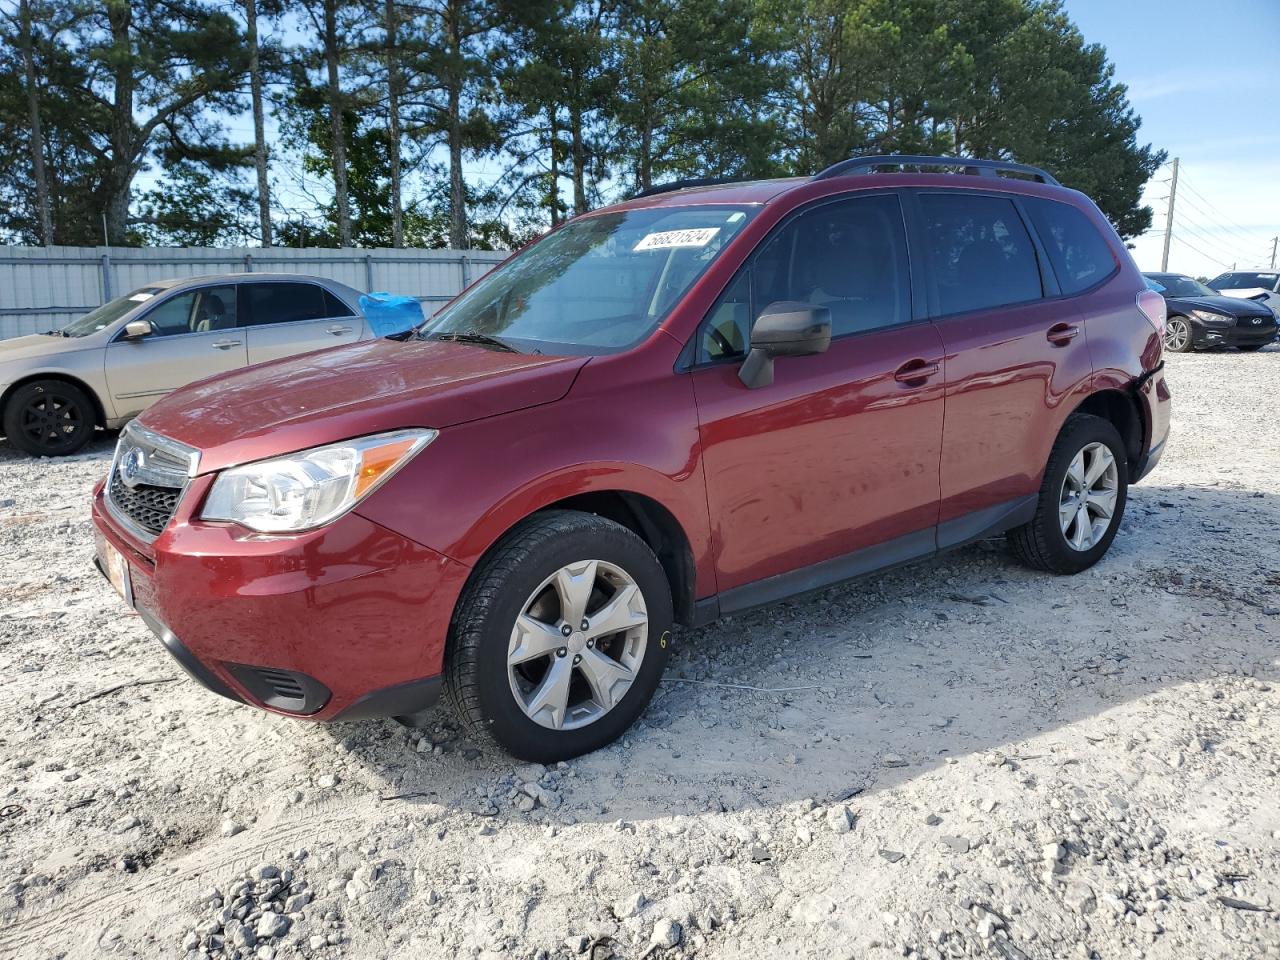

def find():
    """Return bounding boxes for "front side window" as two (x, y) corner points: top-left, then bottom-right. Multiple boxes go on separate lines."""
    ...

(1024, 197), (1116, 294)
(142, 285), (238, 337)
(919, 193), (1043, 315)
(698, 194), (912, 361)
(423, 206), (754, 355)
(244, 282), (333, 326)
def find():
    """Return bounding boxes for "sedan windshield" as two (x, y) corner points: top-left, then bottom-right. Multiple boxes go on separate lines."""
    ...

(1153, 275), (1215, 298)
(57, 287), (163, 338)
(422, 206), (754, 354)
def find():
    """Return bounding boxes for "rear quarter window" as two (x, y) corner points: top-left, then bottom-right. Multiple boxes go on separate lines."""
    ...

(1023, 197), (1117, 295)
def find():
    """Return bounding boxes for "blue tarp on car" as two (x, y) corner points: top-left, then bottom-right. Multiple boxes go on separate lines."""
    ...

(359, 292), (425, 337)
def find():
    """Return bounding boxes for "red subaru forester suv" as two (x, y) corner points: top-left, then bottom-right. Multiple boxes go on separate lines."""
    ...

(92, 156), (1170, 762)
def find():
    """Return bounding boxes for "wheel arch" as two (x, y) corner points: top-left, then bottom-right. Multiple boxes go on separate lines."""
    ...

(456, 484), (702, 629)
(1071, 389), (1144, 470)
(1, 371), (108, 429)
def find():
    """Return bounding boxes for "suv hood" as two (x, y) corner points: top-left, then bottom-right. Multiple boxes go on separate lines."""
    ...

(139, 337), (589, 474)
(1170, 294), (1272, 317)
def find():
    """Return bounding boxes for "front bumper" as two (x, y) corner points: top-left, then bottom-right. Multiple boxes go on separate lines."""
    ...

(92, 480), (468, 722)
(1190, 319), (1277, 348)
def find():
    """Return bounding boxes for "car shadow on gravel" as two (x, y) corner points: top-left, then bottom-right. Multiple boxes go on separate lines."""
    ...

(319, 482), (1280, 828)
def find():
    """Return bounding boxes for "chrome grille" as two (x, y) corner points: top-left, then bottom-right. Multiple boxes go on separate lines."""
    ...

(107, 472), (181, 537)
(105, 423), (201, 542)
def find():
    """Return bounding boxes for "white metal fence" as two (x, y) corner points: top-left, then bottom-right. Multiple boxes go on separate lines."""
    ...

(0, 245), (509, 339)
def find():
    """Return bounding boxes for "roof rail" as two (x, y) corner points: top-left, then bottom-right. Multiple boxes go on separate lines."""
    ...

(812, 154), (1060, 186)
(631, 177), (746, 199)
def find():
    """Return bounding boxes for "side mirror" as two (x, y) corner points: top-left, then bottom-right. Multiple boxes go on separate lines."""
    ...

(738, 301), (831, 389)
(121, 319), (154, 341)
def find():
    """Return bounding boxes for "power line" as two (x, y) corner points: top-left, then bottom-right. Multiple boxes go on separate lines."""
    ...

(1171, 215), (1268, 266)
(1176, 174), (1267, 241)
(1172, 189), (1271, 251)
(1168, 232), (1232, 269)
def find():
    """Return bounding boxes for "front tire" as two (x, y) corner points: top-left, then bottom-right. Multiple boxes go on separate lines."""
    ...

(2, 379), (96, 457)
(1008, 414), (1129, 574)
(1164, 316), (1194, 353)
(443, 510), (673, 762)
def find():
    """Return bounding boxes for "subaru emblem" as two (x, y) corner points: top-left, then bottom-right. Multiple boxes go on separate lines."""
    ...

(120, 446), (147, 488)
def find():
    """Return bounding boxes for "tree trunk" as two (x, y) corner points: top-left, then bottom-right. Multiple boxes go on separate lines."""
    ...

(323, 0), (352, 247)
(548, 106), (560, 227)
(638, 108), (652, 192)
(105, 2), (135, 244)
(245, 0), (272, 246)
(18, 0), (53, 244)
(445, 1), (467, 250)
(569, 99), (586, 215)
(385, 0), (404, 247)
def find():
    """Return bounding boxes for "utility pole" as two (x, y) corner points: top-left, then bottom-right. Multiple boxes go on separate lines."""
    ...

(1271, 236), (1277, 269)
(1160, 157), (1179, 271)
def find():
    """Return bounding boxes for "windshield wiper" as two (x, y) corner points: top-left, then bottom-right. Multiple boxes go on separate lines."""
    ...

(422, 330), (520, 353)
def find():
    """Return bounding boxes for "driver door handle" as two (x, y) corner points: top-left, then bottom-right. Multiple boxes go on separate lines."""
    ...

(212, 339), (242, 350)
(326, 325), (352, 336)
(893, 359), (941, 384)
(1047, 322), (1080, 345)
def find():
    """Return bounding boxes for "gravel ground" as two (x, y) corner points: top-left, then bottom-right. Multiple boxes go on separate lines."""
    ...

(1, 347), (1278, 960)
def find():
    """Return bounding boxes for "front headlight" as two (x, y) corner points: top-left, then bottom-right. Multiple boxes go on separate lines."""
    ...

(1191, 309), (1233, 326)
(201, 429), (437, 533)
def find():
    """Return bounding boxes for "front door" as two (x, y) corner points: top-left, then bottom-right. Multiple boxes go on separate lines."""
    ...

(104, 283), (247, 418)
(242, 281), (364, 364)
(690, 193), (945, 599)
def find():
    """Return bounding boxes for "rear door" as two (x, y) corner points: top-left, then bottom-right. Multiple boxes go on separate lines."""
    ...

(104, 283), (247, 418)
(691, 192), (946, 596)
(242, 281), (364, 364)
(911, 190), (1095, 545)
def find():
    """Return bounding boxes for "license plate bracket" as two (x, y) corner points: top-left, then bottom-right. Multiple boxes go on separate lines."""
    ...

(97, 535), (134, 609)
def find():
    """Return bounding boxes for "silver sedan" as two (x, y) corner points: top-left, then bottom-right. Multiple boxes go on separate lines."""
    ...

(0, 273), (371, 457)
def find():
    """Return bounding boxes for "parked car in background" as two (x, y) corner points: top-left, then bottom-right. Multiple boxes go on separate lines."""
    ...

(1207, 269), (1280, 315)
(0, 274), (368, 457)
(1143, 272), (1277, 353)
(92, 155), (1171, 762)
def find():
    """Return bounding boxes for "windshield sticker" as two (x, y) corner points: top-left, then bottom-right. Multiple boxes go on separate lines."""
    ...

(634, 227), (720, 251)
(128, 292), (155, 302)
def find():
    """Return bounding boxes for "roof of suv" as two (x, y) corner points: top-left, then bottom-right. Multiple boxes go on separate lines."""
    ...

(611, 155), (1069, 213)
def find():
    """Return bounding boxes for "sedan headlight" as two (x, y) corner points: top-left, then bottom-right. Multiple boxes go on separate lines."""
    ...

(201, 429), (437, 532)
(1191, 309), (1233, 326)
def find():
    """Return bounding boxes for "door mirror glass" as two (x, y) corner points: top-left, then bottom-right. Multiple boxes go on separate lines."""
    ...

(121, 319), (154, 341)
(739, 301), (831, 389)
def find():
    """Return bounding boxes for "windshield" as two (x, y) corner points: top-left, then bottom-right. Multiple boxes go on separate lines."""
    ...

(57, 287), (163, 338)
(1210, 272), (1279, 291)
(1151, 275), (1215, 298)
(422, 206), (754, 354)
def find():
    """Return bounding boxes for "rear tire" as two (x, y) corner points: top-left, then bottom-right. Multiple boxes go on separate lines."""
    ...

(2, 379), (96, 457)
(443, 510), (673, 762)
(1008, 414), (1129, 574)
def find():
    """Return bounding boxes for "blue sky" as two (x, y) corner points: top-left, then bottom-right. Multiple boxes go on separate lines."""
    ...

(1065, 0), (1280, 278)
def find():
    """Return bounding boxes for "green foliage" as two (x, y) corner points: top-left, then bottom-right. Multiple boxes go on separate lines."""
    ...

(0, 0), (1166, 247)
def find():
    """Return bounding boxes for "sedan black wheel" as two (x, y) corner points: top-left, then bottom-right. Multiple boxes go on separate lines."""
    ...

(1164, 316), (1193, 353)
(2, 379), (96, 457)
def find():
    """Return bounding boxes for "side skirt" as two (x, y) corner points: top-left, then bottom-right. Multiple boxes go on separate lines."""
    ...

(687, 495), (1037, 626)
